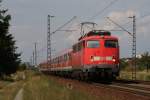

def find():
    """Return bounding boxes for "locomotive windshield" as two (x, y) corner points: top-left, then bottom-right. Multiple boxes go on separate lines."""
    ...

(87, 40), (99, 48)
(105, 40), (118, 48)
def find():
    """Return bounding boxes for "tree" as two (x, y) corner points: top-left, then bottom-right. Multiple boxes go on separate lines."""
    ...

(0, 0), (21, 76)
(120, 58), (128, 70)
(138, 52), (150, 70)
(18, 63), (27, 71)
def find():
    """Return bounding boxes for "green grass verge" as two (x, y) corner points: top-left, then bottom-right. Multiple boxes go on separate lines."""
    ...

(23, 71), (96, 100)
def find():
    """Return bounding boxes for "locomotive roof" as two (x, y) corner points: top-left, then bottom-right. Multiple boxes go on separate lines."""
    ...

(79, 35), (118, 42)
(78, 30), (118, 41)
(79, 30), (118, 41)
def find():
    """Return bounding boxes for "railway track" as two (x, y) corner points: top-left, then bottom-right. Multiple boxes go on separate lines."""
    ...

(49, 75), (150, 99)
(115, 79), (150, 85)
(93, 80), (150, 98)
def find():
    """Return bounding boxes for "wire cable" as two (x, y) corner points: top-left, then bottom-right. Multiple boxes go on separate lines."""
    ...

(89, 0), (119, 20)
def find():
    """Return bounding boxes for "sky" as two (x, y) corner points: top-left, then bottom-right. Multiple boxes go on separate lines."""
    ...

(2, 0), (150, 64)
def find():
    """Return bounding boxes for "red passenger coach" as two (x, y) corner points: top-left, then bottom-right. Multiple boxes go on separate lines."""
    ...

(40, 30), (120, 80)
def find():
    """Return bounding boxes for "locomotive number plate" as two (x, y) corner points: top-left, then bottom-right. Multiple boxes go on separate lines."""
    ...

(93, 56), (100, 61)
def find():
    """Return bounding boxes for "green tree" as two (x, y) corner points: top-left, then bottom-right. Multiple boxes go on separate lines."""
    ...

(137, 52), (150, 70)
(0, 0), (20, 77)
(18, 63), (27, 71)
(120, 58), (128, 70)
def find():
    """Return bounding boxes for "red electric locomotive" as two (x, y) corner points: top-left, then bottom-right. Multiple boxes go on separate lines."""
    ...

(40, 30), (120, 80)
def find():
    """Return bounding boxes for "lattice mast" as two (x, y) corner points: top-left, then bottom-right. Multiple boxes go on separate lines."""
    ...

(131, 16), (136, 80)
(47, 15), (54, 69)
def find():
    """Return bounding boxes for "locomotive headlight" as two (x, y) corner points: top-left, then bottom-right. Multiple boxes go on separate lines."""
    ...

(112, 56), (116, 62)
(112, 58), (116, 62)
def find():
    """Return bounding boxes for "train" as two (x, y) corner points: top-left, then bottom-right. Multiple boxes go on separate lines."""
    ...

(39, 30), (120, 81)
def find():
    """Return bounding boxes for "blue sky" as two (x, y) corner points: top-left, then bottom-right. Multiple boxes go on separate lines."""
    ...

(2, 0), (150, 63)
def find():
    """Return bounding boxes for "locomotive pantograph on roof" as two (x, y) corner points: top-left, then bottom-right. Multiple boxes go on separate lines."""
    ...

(79, 30), (111, 40)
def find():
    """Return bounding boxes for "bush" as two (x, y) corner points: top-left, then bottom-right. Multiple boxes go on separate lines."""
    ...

(120, 59), (128, 70)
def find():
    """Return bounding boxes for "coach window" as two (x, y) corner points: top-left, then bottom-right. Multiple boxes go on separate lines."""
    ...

(54, 59), (55, 64)
(55, 58), (57, 63)
(76, 44), (78, 51)
(57, 57), (59, 63)
(73, 44), (78, 52)
(59, 57), (60, 63)
(66, 54), (68, 60)
(78, 42), (82, 51)
(61, 56), (63, 62)
(67, 54), (69, 60)
(64, 54), (67, 61)
(63, 55), (65, 61)
(82, 41), (85, 48)
(73, 45), (75, 52)
(87, 40), (100, 48)
(105, 40), (118, 48)
(56, 57), (58, 63)
(68, 53), (71, 60)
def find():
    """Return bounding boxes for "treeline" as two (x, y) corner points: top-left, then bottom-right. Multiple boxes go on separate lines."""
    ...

(120, 52), (150, 71)
(137, 52), (150, 70)
(0, 0), (21, 78)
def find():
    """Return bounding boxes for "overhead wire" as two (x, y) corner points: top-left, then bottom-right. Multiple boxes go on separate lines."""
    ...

(121, 11), (150, 26)
(89, 0), (119, 21)
(66, 0), (119, 34)
(90, 0), (150, 32)
(51, 16), (77, 34)
(105, 10), (150, 33)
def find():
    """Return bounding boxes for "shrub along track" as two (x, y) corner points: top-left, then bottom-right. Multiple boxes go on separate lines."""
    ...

(49, 76), (150, 100)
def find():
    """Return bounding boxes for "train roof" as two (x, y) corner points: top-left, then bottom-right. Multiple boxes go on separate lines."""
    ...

(78, 30), (118, 41)
(82, 35), (118, 40)
(52, 48), (72, 59)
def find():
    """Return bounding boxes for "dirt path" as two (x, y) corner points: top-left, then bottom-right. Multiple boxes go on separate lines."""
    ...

(14, 72), (26, 100)
(14, 88), (23, 100)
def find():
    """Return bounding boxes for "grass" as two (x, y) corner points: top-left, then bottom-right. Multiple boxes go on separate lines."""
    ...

(119, 70), (150, 81)
(2, 70), (149, 100)
(0, 70), (97, 100)
(0, 71), (26, 100)
(24, 70), (150, 100)
(0, 80), (11, 89)
(23, 71), (96, 100)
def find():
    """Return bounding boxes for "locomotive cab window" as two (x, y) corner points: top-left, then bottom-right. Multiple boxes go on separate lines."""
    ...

(87, 40), (100, 48)
(105, 40), (118, 48)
